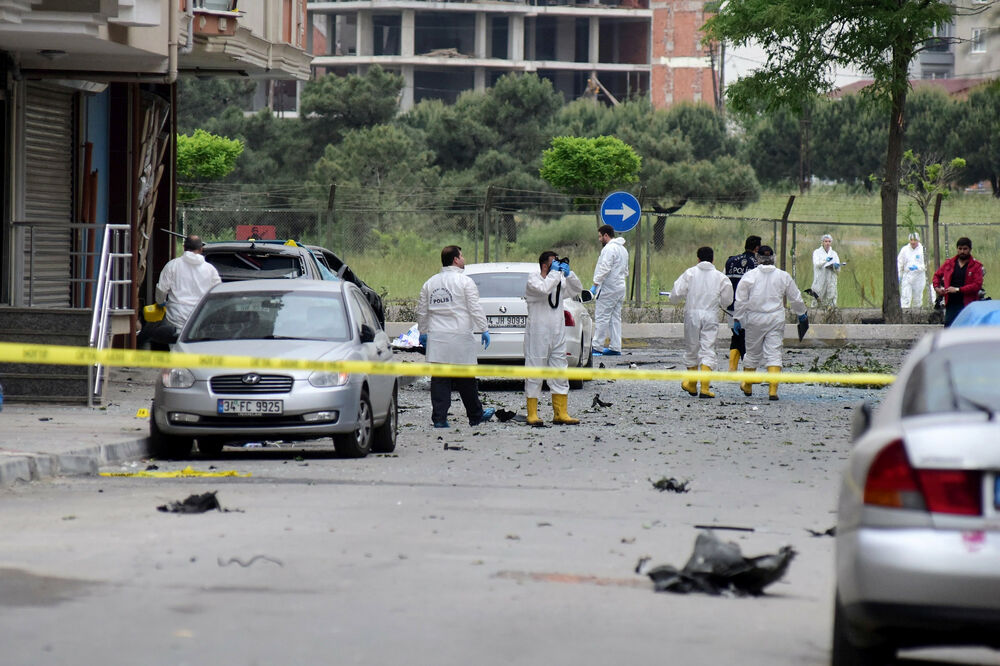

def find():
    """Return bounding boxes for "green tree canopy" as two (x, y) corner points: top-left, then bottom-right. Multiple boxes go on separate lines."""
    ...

(952, 81), (1000, 197)
(704, 0), (954, 323)
(540, 135), (641, 197)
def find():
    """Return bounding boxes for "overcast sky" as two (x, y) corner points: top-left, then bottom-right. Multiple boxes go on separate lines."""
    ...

(725, 45), (869, 90)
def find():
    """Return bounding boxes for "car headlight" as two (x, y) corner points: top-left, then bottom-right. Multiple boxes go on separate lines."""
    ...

(309, 371), (350, 388)
(161, 367), (195, 389)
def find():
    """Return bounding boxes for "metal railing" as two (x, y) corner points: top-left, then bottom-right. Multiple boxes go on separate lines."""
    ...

(88, 224), (133, 406)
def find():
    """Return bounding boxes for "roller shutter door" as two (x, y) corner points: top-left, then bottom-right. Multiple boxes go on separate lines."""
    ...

(23, 83), (73, 307)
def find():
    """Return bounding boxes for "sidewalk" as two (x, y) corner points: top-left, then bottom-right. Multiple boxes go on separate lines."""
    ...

(0, 323), (940, 487)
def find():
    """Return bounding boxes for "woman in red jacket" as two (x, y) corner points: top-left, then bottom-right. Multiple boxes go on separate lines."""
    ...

(933, 237), (984, 327)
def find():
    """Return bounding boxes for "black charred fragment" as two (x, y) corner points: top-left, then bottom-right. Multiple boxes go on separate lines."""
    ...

(647, 531), (795, 596)
(495, 409), (517, 422)
(157, 491), (221, 514)
(651, 477), (690, 493)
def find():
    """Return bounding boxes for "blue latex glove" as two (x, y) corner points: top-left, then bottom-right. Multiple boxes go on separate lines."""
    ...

(798, 313), (808, 323)
(732, 320), (742, 335)
(590, 285), (598, 295)
(418, 333), (427, 347)
(826, 256), (833, 262)
(559, 262), (570, 277)
(908, 265), (918, 271)
(833, 262), (841, 269)
(550, 260), (563, 274)
(481, 331), (491, 349)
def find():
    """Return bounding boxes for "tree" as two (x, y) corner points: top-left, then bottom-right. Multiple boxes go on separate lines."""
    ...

(704, 0), (954, 323)
(177, 77), (256, 135)
(897, 150), (965, 229)
(811, 94), (887, 189)
(952, 80), (1000, 197)
(539, 135), (641, 198)
(740, 105), (802, 187)
(176, 129), (244, 201)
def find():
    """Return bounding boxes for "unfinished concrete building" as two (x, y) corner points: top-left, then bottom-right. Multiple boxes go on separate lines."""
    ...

(307, 0), (717, 110)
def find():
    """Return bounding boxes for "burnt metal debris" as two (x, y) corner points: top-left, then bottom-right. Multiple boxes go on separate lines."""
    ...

(157, 491), (221, 514)
(495, 409), (516, 422)
(592, 394), (613, 409)
(651, 477), (690, 493)
(646, 531), (796, 596)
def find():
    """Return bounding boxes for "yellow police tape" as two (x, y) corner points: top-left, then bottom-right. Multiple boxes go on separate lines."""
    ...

(0, 341), (895, 386)
(99, 465), (251, 478)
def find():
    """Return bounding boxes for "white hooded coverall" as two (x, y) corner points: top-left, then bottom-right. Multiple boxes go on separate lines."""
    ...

(156, 251), (222, 329)
(592, 236), (629, 351)
(670, 262), (734, 369)
(734, 265), (806, 369)
(810, 246), (841, 305)
(897, 242), (927, 308)
(524, 268), (583, 399)
(416, 265), (487, 365)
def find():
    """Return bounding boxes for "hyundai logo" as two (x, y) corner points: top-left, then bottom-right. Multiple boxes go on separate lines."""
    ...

(242, 373), (262, 385)
(498, 305), (507, 313)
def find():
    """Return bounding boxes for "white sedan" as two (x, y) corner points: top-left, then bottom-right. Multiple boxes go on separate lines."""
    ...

(464, 262), (594, 389)
(834, 325), (1000, 664)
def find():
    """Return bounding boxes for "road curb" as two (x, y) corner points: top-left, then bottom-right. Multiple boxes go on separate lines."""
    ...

(0, 436), (150, 487)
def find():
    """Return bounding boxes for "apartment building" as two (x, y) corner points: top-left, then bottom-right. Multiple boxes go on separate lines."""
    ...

(0, 1), (311, 400)
(911, 0), (999, 79)
(306, 0), (718, 110)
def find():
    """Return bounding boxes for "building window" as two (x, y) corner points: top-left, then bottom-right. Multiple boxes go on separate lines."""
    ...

(926, 22), (952, 52)
(972, 28), (986, 54)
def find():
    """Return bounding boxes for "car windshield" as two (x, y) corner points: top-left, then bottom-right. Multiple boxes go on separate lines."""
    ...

(183, 291), (350, 342)
(206, 251), (304, 281)
(901, 342), (1000, 417)
(469, 272), (531, 298)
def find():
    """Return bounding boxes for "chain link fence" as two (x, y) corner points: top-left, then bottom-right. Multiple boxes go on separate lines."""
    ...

(179, 186), (999, 311)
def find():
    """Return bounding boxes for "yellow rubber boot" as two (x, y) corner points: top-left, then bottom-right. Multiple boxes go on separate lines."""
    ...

(681, 367), (698, 396)
(728, 349), (741, 372)
(698, 364), (715, 398)
(740, 368), (756, 396)
(526, 397), (544, 426)
(767, 366), (781, 401)
(551, 394), (580, 425)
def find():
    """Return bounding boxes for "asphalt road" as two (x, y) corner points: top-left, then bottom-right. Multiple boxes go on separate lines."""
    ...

(1, 345), (998, 665)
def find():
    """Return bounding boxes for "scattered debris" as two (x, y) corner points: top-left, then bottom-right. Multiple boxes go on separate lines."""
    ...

(634, 556), (651, 574)
(444, 443), (467, 451)
(599, 362), (605, 369)
(807, 526), (836, 537)
(506, 534), (520, 540)
(144, 464), (159, 471)
(651, 477), (690, 493)
(495, 409), (516, 422)
(646, 531), (796, 596)
(218, 555), (283, 568)
(592, 394), (613, 409)
(157, 491), (222, 514)
(693, 524), (755, 532)
(38, 417), (52, 422)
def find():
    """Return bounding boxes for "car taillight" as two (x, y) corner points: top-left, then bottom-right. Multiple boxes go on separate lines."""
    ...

(864, 439), (925, 510)
(864, 439), (983, 515)
(564, 310), (575, 327)
(916, 469), (982, 515)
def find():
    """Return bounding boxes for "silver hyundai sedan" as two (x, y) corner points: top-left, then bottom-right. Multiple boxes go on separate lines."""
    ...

(150, 280), (397, 459)
(834, 326), (1000, 664)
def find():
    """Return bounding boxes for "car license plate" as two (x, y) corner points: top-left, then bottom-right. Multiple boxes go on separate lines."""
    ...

(217, 399), (283, 416)
(488, 315), (526, 328)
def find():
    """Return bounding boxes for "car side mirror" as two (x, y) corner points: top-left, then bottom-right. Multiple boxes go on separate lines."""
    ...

(580, 289), (594, 303)
(850, 401), (873, 442)
(359, 324), (376, 343)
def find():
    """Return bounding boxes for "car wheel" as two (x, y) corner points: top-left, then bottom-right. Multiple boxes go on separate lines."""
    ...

(149, 411), (193, 460)
(334, 389), (373, 458)
(372, 385), (398, 453)
(832, 593), (895, 666)
(197, 438), (225, 457)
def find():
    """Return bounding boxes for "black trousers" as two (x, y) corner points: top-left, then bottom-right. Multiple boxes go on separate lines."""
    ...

(430, 376), (483, 425)
(729, 329), (746, 356)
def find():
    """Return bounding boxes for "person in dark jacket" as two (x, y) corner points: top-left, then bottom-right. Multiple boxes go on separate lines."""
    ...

(933, 237), (985, 327)
(724, 236), (761, 371)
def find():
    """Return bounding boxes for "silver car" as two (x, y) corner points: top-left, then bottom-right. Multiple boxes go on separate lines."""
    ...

(834, 326), (1000, 664)
(463, 262), (594, 389)
(150, 280), (397, 459)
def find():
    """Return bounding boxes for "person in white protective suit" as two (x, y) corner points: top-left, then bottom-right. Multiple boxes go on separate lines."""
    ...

(897, 232), (927, 308)
(669, 246), (734, 399)
(733, 246), (807, 401)
(139, 235), (221, 349)
(590, 224), (629, 355)
(524, 251), (584, 426)
(416, 245), (494, 429)
(809, 234), (841, 306)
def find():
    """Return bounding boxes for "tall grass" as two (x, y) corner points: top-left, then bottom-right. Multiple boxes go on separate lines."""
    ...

(302, 190), (999, 307)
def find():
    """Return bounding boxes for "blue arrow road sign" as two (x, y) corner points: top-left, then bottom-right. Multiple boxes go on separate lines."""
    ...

(599, 191), (641, 233)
